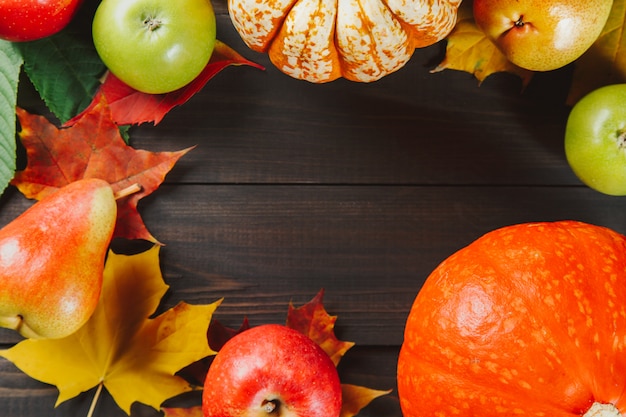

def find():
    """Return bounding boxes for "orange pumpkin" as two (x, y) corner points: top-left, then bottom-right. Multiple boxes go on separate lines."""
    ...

(227, 0), (462, 82)
(397, 221), (626, 417)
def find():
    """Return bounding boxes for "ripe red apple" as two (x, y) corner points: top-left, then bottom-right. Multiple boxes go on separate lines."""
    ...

(202, 324), (342, 417)
(0, 0), (83, 42)
(473, 0), (612, 71)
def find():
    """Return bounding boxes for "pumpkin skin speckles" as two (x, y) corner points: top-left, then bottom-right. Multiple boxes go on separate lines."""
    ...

(228, 0), (461, 82)
(269, 0), (341, 82)
(397, 221), (626, 417)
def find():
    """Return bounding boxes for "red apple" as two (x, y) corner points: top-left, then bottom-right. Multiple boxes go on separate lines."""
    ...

(202, 324), (342, 417)
(0, 0), (83, 42)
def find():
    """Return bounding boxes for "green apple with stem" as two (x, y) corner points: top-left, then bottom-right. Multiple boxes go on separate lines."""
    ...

(92, 0), (217, 94)
(565, 84), (626, 196)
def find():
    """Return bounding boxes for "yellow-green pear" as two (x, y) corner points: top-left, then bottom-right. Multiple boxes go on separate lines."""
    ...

(0, 178), (117, 339)
(473, 0), (613, 71)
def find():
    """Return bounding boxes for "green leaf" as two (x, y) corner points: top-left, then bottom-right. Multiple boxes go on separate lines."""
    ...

(0, 40), (22, 197)
(17, 32), (105, 123)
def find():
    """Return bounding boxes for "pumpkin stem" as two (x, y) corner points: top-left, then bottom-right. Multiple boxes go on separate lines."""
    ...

(584, 402), (621, 417)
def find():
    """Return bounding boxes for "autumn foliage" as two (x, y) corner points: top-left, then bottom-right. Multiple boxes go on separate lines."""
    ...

(12, 98), (191, 243)
(434, 0), (626, 105)
(0, 246), (388, 416)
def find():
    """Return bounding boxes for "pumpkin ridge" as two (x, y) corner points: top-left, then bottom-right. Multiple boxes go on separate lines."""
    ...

(229, 0), (461, 81)
(559, 225), (626, 409)
(335, 0), (413, 81)
(397, 221), (626, 417)
(397, 348), (587, 417)
(481, 228), (598, 408)
(476, 222), (626, 409)
(268, 0), (343, 81)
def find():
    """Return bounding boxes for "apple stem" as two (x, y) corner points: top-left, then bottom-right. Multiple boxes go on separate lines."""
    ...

(114, 183), (142, 200)
(143, 16), (162, 31)
(262, 399), (279, 414)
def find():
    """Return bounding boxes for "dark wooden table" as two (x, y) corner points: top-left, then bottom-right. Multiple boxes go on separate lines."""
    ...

(2, 1), (626, 416)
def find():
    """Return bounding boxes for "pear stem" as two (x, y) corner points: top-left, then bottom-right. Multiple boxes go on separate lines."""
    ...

(86, 383), (103, 417)
(114, 183), (142, 200)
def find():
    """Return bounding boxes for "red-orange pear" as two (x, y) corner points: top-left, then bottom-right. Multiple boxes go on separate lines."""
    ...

(0, 178), (117, 339)
(473, 0), (612, 71)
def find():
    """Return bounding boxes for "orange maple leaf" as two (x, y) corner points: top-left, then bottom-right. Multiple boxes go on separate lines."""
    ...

(286, 289), (355, 366)
(11, 97), (193, 243)
(340, 385), (392, 417)
(162, 406), (203, 417)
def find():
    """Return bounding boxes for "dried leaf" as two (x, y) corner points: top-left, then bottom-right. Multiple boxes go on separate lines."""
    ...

(340, 384), (392, 417)
(567, 0), (626, 105)
(432, 1), (533, 87)
(66, 40), (265, 126)
(288, 290), (389, 416)
(287, 289), (355, 366)
(176, 318), (251, 386)
(208, 317), (251, 352)
(0, 246), (221, 415)
(11, 97), (192, 243)
(165, 290), (389, 417)
(163, 406), (204, 417)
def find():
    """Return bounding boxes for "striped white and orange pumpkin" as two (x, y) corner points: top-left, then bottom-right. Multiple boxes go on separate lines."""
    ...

(228, 0), (462, 82)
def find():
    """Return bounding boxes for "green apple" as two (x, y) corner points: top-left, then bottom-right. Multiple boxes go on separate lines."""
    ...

(565, 84), (626, 196)
(92, 0), (217, 94)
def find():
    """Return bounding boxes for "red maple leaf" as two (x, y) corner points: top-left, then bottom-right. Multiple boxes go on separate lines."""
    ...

(12, 97), (193, 243)
(286, 289), (355, 365)
(66, 40), (265, 127)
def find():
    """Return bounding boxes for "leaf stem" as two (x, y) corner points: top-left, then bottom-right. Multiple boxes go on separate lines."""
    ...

(86, 383), (104, 417)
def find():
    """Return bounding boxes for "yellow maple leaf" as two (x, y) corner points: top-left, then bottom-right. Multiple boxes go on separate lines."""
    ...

(160, 290), (390, 417)
(567, 0), (626, 105)
(0, 246), (221, 415)
(432, 1), (533, 87)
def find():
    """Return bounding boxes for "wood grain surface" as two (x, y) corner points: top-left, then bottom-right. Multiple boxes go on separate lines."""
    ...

(2, 1), (626, 416)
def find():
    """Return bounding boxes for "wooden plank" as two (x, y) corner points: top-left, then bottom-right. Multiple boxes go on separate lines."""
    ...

(2, 184), (623, 346)
(2, 3), (617, 417)
(124, 25), (577, 186)
(137, 184), (626, 346)
(16, 13), (580, 188)
(0, 345), (400, 417)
